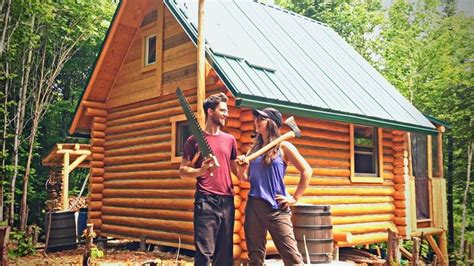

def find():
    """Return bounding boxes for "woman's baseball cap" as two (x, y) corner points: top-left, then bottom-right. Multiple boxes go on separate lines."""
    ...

(252, 108), (282, 128)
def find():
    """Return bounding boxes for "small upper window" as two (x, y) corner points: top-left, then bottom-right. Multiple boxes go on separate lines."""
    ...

(354, 125), (378, 176)
(145, 34), (157, 66)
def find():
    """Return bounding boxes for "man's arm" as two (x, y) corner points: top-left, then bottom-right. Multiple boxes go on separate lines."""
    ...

(179, 155), (214, 179)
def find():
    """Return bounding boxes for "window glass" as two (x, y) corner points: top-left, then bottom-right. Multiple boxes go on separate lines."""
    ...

(354, 125), (377, 175)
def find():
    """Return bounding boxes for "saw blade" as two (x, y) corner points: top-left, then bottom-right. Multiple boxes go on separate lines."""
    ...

(176, 87), (213, 159)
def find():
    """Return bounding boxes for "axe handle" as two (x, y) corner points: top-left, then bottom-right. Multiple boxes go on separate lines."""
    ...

(244, 131), (296, 164)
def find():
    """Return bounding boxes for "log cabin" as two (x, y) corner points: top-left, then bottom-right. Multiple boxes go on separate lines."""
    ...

(68, 0), (449, 263)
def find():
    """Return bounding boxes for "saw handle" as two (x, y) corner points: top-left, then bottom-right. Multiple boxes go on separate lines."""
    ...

(241, 131), (296, 165)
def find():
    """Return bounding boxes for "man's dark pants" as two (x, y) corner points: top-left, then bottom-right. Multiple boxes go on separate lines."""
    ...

(194, 192), (235, 266)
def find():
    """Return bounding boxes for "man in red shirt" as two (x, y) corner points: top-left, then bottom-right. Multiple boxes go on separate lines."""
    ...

(179, 92), (240, 266)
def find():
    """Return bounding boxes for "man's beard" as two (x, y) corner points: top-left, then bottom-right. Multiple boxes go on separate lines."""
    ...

(211, 114), (225, 127)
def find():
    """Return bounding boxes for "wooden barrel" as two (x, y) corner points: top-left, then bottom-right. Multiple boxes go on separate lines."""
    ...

(45, 211), (77, 252)
(291, 204), (333, 264)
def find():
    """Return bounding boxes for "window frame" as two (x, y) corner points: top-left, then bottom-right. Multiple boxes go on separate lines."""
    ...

(143, 33), (157, 68)
(170, 114), (190, 164)
(349, 124), (384, 183)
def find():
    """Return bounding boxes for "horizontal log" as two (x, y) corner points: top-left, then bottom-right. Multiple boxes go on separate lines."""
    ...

(393, 191), (405, 200)
(305, 157), (350, 168)
(105, 126), (170, 141)
(105, 117), (170, 135)
(239, 227), (246, 240)
(91, 146), (105, 154)
(91, 161), (104, 168)
(296, 117), (349, 133)
(92, 122), (106, 132)
(234, 195), (242, 209)
(222, 127), (241, 140)
(331, 214), (395, 225)
(107, 106), (184, 127)
(298, 196), (393, 205)
(101, 206), (193, 221)
(92, 168), (104, 176)
(102, 198), (194, 211)
(105, 161), (174, 172)
(90, 183), (104, 193)
(410, 228), (444, 237)
(394, 174), (406, 184)
(82, 100), (106, 109)
(104, 134), (170, 149)
(90, 177), (104, 183)
(90, 193), (103, 201)
(336, 232), (388, 247)
(88, 218), (102, 230)
(394, 217), (407, 226)
(104, 178), (194, 189)
(102, 188), (195, 198)
(104, 152), (171, 165)
(239, 110), (253, 122)
(92, 138), (105, 147)
(293, 137), (349, 150)
(331, 203), (395, 216)
(287, 166), (350, 177)
(234, 220), (242, 233)
(102, 215), (193, 234)
(93, 117), (107, 124)
(334, 231), (353, 243)
(92, 130), (105, 139)
(299, 128), (349, 142)
(89, 201), (103, 210)
(296, 147), (350, 160)
(92, 153), (104, 161)
(235, 209), (242, 220)
(88, 211), (101, 220)
(226, 119), (242, 129)
(105, 143), (170, 157)
(101, 224), (193, 245)
(394, 200), (406, 208)
(107, 94), (197, 121)
(394, 209), (406, 217)
(86, 108), (107, 117)
(334, 221), (396, 234)
(289, 186), (394, 196)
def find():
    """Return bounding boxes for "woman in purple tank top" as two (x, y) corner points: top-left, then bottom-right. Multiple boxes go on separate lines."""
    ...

(237, 108), (312, 266)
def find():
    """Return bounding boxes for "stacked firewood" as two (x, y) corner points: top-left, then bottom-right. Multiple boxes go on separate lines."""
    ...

(339, 248), (386, 265)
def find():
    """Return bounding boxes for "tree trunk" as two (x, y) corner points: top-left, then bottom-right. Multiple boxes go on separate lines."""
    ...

(9, 14), (35, 227)
(447, 136), (454, 254)
(459, 140), (473, 256)
(0, 61), (10, 223)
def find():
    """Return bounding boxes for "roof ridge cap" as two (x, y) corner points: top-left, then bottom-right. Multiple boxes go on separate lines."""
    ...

(253, 0), (328, 27)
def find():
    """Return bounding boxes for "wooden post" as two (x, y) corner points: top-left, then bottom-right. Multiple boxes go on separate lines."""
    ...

(437, 126), (445, 178)
(387, 229), (401, 264)
(140, 235), (147, 251)
(83, 223), (94, 266)
(412, 237), (421, 265)
(62, 152), (70, 210)
(196, 0), (206, 126)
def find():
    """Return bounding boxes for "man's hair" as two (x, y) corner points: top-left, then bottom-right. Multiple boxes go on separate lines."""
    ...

(203, 92), (228, 118)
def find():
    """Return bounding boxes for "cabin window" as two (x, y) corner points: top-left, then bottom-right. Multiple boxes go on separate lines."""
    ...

(170, 114), (191, 163)
(145, 34), (157, 66)
(176, 121), (191, 157)
(350, 124), (383, 183)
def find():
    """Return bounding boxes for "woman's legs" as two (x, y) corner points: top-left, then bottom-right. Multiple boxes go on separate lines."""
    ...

(244, 198), (268, 266)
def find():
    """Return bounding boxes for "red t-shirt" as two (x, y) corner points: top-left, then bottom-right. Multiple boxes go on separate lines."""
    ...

(183, 131), (237, 196)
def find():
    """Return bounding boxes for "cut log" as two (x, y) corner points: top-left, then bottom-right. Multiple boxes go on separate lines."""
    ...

(102, 215), (193, 233)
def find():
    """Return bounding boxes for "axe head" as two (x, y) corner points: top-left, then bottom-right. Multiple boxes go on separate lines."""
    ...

(284, 116), (301, 138)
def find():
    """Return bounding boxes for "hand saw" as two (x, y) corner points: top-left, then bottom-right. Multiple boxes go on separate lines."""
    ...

(176, 87), (219, 169)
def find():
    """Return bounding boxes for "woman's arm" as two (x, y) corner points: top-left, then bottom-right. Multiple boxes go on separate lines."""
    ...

(234, 155), (249, 182)
(280, 141), (312, 202)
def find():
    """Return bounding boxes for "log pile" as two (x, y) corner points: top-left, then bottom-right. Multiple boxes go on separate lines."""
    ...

(339, 248), (386, 265)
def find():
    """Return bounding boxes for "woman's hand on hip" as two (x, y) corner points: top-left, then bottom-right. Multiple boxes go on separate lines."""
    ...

(275, 194), (296, 208)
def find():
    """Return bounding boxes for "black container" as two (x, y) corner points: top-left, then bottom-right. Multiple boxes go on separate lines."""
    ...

(45, 211), (77, 252)
(77, 208), (88, 237)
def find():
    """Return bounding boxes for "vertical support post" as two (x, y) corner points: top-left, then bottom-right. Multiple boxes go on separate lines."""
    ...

(83, 223), (94, 266)
(412, 237), (421, 266)
(196, 0), (206, 126)
(62, 152), (70, 210)
(387, 229), (401, 264)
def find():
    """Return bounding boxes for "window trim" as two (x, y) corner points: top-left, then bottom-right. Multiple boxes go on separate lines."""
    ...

(143, 34), (157, 68)
(350, 124), (384, 183)
(170, 114), (188, 164)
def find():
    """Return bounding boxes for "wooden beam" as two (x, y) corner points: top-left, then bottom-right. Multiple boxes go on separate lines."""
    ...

(411, 227), (444, 237)
(437, 129), (444, 178)
(62, 152), (70, 210)
(426, 235), (446, 264)
(412, 237), (421, 265)
(196, 0), (206, 126)
(68, 154), (89, 173)
(400, 246), (413, 261)
(56, 149), (91, 155)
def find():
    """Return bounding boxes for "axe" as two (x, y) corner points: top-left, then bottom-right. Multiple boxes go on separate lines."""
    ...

(240, 116), (301, 164)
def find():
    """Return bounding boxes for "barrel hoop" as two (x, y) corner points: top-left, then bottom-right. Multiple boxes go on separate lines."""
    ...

(295, 238), (333, 243)
(293, 225), (333, 230)
(292, 211), (331, 216)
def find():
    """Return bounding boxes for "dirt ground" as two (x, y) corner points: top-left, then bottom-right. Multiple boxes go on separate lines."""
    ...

(9, 243), (194, 266)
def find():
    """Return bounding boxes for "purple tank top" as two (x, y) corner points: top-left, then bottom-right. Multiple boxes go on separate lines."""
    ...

(248, 152), (288, 209)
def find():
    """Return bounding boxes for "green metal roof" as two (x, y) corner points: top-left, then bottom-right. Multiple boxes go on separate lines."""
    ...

(165, 0), (437, 134)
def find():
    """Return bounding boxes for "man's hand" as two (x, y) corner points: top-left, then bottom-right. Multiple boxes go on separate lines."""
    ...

(199, 155), (218, 176)
(275, 194), (297, 208)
